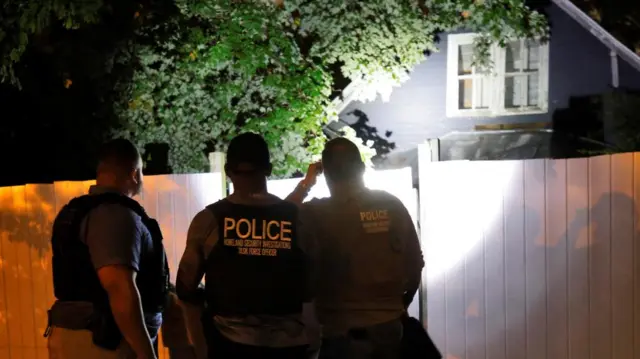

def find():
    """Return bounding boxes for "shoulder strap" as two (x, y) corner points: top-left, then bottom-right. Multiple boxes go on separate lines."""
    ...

(66, 192), (147, 220)
(205, 198), (230, 217)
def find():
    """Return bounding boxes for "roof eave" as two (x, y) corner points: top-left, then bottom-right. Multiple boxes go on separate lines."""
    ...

(552, 0), (640, 73)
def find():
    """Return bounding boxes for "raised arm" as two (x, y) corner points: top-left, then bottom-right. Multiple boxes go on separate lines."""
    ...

(286, 162), (323, 205)
(87, 204), (156, 359)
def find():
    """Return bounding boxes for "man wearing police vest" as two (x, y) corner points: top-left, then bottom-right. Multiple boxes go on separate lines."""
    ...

(176, 133), (313, 359)
(46, 139), (169, 359)
(287, 137), (424, 359)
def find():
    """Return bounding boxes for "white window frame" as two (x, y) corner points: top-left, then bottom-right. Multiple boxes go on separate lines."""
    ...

(446, 33), (550, 118)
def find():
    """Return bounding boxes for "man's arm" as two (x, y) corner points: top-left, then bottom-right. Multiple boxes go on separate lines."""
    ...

(162, 292), (194, 353)
(98, 266), (156, 359)
(286, 162), (322, 205)
(86, 204), (155, 359)
(176, 209), (216, 305)
(395, 202), (424, 308)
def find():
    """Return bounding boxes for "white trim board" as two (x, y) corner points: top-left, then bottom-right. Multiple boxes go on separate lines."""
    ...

(552, 0), (640, 73)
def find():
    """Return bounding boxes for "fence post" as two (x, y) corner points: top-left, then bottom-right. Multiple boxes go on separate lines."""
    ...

(417, 138), (440, 326)
(421, 138), (440, 162)
(209, 152), (227, 196)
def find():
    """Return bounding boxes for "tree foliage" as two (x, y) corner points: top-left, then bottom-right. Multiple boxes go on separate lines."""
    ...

(0, 0), (104, 85)
(114, 1), (334, 176)
(1, 0), (549, 177)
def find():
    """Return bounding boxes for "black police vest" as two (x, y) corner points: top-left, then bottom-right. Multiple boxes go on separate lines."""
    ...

(51, 192), (169, 313)
(204, 199), (308, 317)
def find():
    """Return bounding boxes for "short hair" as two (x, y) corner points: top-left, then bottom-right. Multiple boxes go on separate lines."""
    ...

(97, 138), (141, 172)
(226, 133), (270, 172)
(322, 137), (364, 181)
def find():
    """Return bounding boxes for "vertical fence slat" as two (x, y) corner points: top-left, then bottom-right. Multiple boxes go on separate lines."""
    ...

(587, 155), (612, 359)
(8, 185), (36, 359)
(483, 161), (508, 359)
(22, 185), (49, 358)
(523, 159), (547, 359)
(634, 153), (640, 359)
(0, 187), (13, 357)
(421, 162), (446, 353)
(157, 180), (176, 283)
(504, 161), (526, 359)
(567, 157), (590, 359)
(26, 183), (56, 359)
(172, 175), (190, 275)
(610, 153), (635, 359)
(444, 163), (471, 359)
(545, 159), (569, 359)
(188, 173), (219, 219)
(464, 162), (487, 359)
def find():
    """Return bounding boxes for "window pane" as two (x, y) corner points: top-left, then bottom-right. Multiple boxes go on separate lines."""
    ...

(505, 76), (524, 108)
(505, 40), (522, 73)
(527, 73), (539, 106)
(477, 76), (491, 109)
(458, 79), (473, 109)
(526, 40), (540, 71)
(458, 44), (473, 75)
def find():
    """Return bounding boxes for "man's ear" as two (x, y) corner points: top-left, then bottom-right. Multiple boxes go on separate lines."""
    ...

(265, 163), (273, 177)
(130, 168), (141, 184)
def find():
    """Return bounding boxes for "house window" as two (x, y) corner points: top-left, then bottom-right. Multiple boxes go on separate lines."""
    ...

(446, 33), (549, 118)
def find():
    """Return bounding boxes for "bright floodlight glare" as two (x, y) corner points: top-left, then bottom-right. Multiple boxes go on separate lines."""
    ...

(261, 168), (414, 204)
(424, 160), (516, 283)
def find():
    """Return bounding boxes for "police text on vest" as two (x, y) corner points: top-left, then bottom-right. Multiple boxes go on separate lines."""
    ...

(223, 217), (293, 256)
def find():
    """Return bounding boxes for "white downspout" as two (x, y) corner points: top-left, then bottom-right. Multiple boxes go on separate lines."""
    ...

(610, 50), (619, 88)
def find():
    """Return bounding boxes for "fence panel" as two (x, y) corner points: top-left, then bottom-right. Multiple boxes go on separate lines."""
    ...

(0, 173), (224, 359)
(419, 150), (640, 359)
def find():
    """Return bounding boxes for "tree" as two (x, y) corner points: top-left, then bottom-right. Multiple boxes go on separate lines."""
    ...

(113, 1), (334, 176)
(0, 0), (105, 86)
(0, 0), (146, 185)
(1, 0), (549, 178)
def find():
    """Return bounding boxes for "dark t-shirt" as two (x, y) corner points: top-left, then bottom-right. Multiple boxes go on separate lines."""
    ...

(51, 185), (162, 339)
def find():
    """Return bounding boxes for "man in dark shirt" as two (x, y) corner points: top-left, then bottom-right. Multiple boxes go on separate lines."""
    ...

(47, 139), (165, 359)
(287, 138), (424, 359)
(176, 133), (313, 359)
